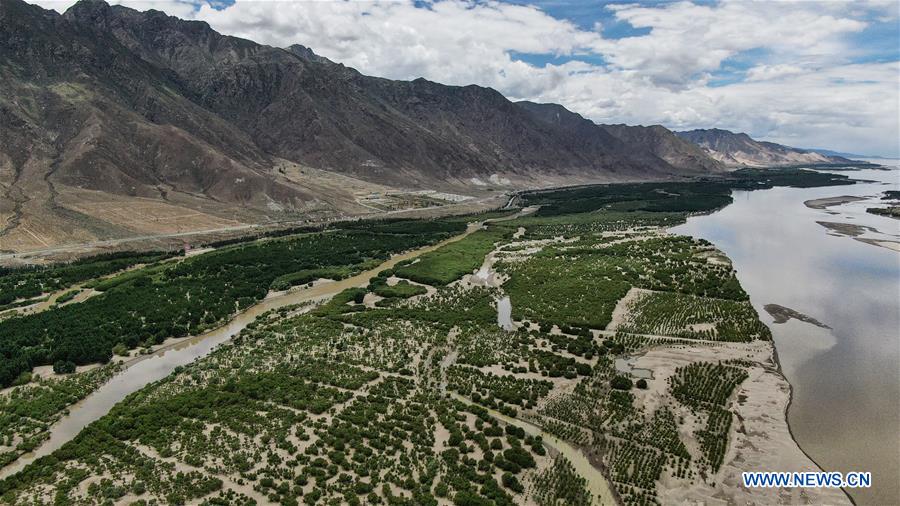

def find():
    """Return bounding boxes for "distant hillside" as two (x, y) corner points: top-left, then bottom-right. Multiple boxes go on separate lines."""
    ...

(599, 124), (724, 173)
(676, 129), (853, 167)
(805, 148), (887, 160)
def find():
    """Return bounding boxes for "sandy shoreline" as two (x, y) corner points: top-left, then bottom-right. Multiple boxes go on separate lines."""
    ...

(661, 218), (857, 504)
(803, 195), (868, 210)
(634, 339), (851, 505)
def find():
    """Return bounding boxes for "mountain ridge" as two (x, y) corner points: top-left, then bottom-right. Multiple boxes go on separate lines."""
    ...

(675, 128), (853, 167)
(63, 0), (717, 185)
(804, 148), (889, 160)
(1, 0), (726, 253)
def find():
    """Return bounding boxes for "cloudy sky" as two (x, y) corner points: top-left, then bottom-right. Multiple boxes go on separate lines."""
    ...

(34, 0), (900, 156)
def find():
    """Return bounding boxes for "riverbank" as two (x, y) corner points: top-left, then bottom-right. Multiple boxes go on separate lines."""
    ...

(672, 163), (900, 505)
(634, 337), (850, 505)
(0, 208), (539, 481)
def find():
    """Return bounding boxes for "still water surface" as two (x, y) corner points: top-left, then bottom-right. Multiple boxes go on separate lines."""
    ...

(496, 296), (514, 331)
(672, 164), (900, 505)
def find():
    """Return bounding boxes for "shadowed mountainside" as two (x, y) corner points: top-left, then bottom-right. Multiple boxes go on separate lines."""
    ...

(1, 0), (726, 253)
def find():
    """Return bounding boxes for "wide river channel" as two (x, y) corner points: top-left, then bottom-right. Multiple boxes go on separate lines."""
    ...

(672, 163), (900, 505)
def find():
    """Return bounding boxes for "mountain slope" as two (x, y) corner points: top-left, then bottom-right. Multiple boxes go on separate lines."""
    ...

(515, 101), (723, 175)
(675, 129), (852, 167)
(598, 124), (724, 173)
(0, 0), (325, 253)
(66, 0), (707, 186)
(805, 148), (882, 160)
(1, 0), (725, 254)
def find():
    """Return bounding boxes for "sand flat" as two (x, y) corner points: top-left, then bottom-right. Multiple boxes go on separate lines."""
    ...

(804, 195), (867, 210)
(633, 341), (851, 506)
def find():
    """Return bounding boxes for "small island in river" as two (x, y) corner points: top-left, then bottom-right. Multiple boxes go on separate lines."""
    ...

(804, 195), (868, 210)
(866, 190), (900, 219)
(764, 303), (831, 328)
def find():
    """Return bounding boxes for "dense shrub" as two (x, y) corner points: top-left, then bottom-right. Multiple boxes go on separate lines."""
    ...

(610, 376), (633, 390)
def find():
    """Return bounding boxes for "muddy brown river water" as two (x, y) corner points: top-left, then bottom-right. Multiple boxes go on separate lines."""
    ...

(1, 208), (542, 480)
(1, 221), (494, 479)
(672, 164), (900, 505)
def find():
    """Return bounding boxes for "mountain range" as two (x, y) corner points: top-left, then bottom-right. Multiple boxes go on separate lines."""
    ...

(803, 148), (885, 160)
(675, 129), (853, 168)
(0, 0), (849, 254)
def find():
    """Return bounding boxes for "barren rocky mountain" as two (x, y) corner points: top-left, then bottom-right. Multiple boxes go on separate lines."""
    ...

(1, 0), (726, 254)
(515, 101), (724, 175)
(676, 128), (853, 167)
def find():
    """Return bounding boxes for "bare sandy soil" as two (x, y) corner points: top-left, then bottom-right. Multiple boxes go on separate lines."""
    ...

(632, 341), (850, 506)
(0, 194), (507, 266)
(804, 196), (868, 210)
(854, 237), (900, 252)
(815, 220), (879, 237)
(606, 287), (652, 331)
(57, 189), (247, 234)
(813, 221), (900, 253)
(0, 156), (511, 262)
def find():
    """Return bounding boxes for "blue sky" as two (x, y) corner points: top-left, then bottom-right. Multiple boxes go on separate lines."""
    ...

(505, 0), (899, 102)
(36, 0), (900, 156)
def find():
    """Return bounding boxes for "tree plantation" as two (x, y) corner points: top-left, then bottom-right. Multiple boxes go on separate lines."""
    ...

(0, 221), (465, 387)
(0, 170), (853, 505)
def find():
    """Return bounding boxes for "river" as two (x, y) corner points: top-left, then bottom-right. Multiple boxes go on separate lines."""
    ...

(496, 296), (514, 331)
(0, 208), (543, 480)
(1, 221), (489, 479)
(672, 163), (900, 505)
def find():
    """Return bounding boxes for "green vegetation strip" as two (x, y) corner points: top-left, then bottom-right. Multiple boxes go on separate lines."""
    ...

(395, 227), (512, 286)
(0, 221), (464, 388)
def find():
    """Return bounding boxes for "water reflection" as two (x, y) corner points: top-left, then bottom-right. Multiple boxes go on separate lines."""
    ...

(497, 296), (514, 331)
(672, 165), (900, 505)
(614, 356), (653, 379)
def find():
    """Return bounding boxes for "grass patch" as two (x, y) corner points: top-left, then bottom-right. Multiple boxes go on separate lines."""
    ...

(618, 291), (770, 341)
(394, 227), (512, 285)
(54, 290), (79, 305)
(270, 267), (355, 291)
(91, 263), (170, 292)
(372, 280), (427, 299)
